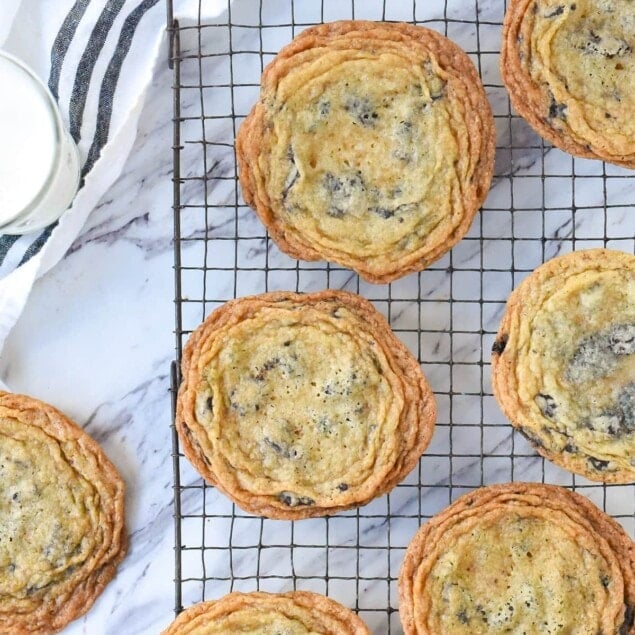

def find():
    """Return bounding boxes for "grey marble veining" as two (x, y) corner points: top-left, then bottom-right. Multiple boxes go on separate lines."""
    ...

(0, 0), (634, 633)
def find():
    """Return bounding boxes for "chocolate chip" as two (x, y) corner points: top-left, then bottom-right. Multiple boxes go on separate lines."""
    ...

(338, 483), (349, 491)
(206, 396), (214, 412)
(264, 437), (284, 455)
(372, 207), (395, 219)
(588, 457), (611, 471)
(581, 30), (632, 58)
(457, 610), (469, 624)
(545, 5), (564, 17)
(548, 95), (567, 119)
(492, 334), (508, 355)
(318, 99), (330, 117)
(264, 437), (300, 460)
(600, 574), (610, 588)
(324, 172), (343, 195)
(228, 391), (247, 416)
(344, 96), (378, 127)
(283, 340), (291, 346)
(536, 393), (557, 418)
(278, 492), (314, 507)
(283, 147), (299, 201)
(253, 358), (281, 381)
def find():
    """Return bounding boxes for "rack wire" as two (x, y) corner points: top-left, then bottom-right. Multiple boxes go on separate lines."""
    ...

(168, 1), (635, 631)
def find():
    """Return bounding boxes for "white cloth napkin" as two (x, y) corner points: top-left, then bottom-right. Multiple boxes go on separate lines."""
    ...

(0, 0), (228, 354)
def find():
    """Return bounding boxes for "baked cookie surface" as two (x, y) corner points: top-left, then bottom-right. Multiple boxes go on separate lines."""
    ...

(0, 392), (126, 635)
(492, 249), (635, 482)
(501, 0), (635, 168)
(237, 21), (495, 283)
(162, 591), (370, 634)
(176, 290), (436, 519)
(399, 483), (635, 635)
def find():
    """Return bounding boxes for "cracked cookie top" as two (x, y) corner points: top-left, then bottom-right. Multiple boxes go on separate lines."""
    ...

(237, 21), (494, 283)
(501, 0), (635, 167)
(399, 483), (635, 635)
(492, 249), (635, 482)
(0, 392), (126, 634)
(162, 591), (370, 634)
(176, 290), (436, 519)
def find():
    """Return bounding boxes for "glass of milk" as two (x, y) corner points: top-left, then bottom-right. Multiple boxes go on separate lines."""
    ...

(0, 51), (80, 235)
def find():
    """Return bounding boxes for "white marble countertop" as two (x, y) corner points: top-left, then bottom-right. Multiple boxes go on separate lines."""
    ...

(1, 2), (634, 634)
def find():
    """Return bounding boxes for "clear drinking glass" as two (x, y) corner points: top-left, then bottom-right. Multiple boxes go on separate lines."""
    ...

(0, 50), (80, 235)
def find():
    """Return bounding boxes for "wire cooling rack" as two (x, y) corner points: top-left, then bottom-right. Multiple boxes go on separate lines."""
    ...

(168, 1), (635, 631)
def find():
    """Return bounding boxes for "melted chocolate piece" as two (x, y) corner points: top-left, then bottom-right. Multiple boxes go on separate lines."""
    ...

(545, 5), (565, 18)
(278, 492), (314, 507)
(536, 393), (557, 418)
(344, 96), (378, 127)
(588, 457), (611, 471)
(492, 334), (508, 355)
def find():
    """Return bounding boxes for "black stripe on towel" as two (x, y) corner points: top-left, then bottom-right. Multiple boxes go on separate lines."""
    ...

(68, 0), (127, 142)
(48, 0), (92, 100)
(17, 223), (57, 268)
(0, 234), (24, 267)
(82, 0), (160, 175)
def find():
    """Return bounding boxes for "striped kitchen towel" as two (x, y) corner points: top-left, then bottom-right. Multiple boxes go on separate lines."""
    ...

(0, 0), (227, 351)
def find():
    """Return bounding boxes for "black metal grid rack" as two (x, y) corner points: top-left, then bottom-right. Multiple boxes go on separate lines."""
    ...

(168, 1), (635, 631)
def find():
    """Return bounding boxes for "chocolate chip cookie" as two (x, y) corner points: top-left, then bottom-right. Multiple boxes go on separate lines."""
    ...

(237, 21), (495, 283)
(399, 483), (635, 634)
(0, 392), (126, 634)
(492, 249), (635, 482)
(501, 0), (635, 168)
(176, 290), (436, 519)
